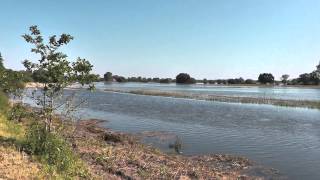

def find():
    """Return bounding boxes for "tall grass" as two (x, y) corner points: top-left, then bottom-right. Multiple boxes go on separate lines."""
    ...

(105, 89), (320, 110)
(23, 121), (91, 179)
(0, 91), (8, 113)
(0, 92), (91, 179)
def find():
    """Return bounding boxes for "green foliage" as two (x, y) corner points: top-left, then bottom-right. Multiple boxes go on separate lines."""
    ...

(245, 79), (256, 84)
(159, 78), (172, 83)
(8, 103), (29, 122)
(0, 53), (25, 96)
(203, 78), (208, 84)
(297, 72), (319, 85)
(176, 73), (196, 84)
(113, 75), (127, 82)
(281, 74), (290, 84)
(291, 62), (320, 85)
(22, 25), (96, 131)
(227, 77), (244, 84)
(258, 73), (275, 84)
(0, 53), (4, 70)
(23, 122), (90, 178)
(0, 91), (8, 114)
(104, 72), (113, 82)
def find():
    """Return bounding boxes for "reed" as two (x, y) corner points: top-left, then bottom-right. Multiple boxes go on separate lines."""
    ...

(105, 88), (320, 110)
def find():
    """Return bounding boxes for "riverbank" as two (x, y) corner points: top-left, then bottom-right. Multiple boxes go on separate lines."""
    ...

(104, 88), (320, 110)
(0, 100), (282, 179)
(68, 119), (282, 179)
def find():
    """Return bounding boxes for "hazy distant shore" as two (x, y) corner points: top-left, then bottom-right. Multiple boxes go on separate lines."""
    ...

(104, 88), (320, 110)
(25, 82), (320, 89)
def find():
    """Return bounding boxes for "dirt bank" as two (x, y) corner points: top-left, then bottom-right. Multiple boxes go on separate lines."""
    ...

(67, 119), (284, 180)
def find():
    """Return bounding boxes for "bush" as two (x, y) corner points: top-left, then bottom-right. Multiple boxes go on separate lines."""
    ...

(23, 122), (89, 178)
(104, 72), (113, 82)
(245, 79), (256, 84)
(0, 92), (8, 114)
(176, 73), (196, 84)
(8, 103), (28, 122)
(159, 78), (171, 83)
(258, 73), (274, 84)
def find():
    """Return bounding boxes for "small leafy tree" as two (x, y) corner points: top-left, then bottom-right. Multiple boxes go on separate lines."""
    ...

(258, 73), (275, 84)
(104, 72), (113, 82)
(22, 25), (96, 132)
(176, 73), (196, 84)
(281, 74), (290, 85)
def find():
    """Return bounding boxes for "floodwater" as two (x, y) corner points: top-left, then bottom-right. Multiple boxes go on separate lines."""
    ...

(96, 82), (320, 101)
(24, 83), (320, 179)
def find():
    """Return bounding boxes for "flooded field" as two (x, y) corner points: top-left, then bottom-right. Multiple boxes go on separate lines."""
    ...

(23, 83), (320, 179)
(95, 82), (320, 101)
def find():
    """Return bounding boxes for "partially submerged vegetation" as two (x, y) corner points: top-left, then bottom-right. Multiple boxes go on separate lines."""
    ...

(0, 94), (284, 179)
(0, 25), (278, 179)
(63, 119), (283, 179)
(0, 93), (93, 179)
(104, 88), (320, 110)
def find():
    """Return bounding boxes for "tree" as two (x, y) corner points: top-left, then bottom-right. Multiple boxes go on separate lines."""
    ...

(281, 74), (290, 85)
(113, 75), (127, 82)
(245, 79), (255, 84)
(310, 71), (320, 85)
(0, 53), (25, 95)
(152, 78), (160, 83)
(203, 78), (208, 84)
(176, 73), (195, 84)
(298, 73), (311, 85)
(22, 25), (95, 132)
(258, 73), (274, 84)
(159, 78), (171, 83)
(0, 53), (4, 70)
(104, 72), (113, 82)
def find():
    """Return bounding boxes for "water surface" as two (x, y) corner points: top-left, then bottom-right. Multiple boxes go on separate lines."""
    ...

(96, 82), (320, 101)
(23, 83), (320, 179)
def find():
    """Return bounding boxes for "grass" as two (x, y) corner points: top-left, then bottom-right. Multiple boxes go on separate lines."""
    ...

(0, 92), (93, 179)
(105, 88), (320, 110)
(69, 119), (272, 180)
(0, 91), (282, 179)
(0, 93), (43, 179)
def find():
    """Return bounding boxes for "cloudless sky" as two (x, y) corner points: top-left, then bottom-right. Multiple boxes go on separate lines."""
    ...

(1, 0), (320, 80)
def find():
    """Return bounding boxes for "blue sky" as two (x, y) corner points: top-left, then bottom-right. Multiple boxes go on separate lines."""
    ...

(1, 0), (320, 80)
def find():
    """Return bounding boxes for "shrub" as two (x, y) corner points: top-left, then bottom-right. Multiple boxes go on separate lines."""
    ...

(23, 122), (89, 178)
(258, 73), (274, 84)
(159, 78), (171, 83)
(176, 73), (196, 84)
(104, 72), (113, 82)
(8, 103), (28, 122)
(0, 92), (8, 114)
(245, 79), (256, 84)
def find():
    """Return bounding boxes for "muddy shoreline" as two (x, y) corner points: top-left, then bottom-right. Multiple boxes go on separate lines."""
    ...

(68, 118), (284, 179)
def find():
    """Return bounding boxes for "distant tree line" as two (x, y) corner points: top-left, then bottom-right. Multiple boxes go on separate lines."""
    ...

(0, 53), (29, 95)
(103, 72), (176, 83)
(23, 61), (320, 86)
(101, 62), (320, 86)
(290, 63), (320, 85)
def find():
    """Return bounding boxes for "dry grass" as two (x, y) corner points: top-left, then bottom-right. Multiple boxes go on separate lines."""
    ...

(105, 89), (320, 110)
(0, 115), (44, 179)
(0, 146), (43, 179)
(68, 119), (282, 180)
